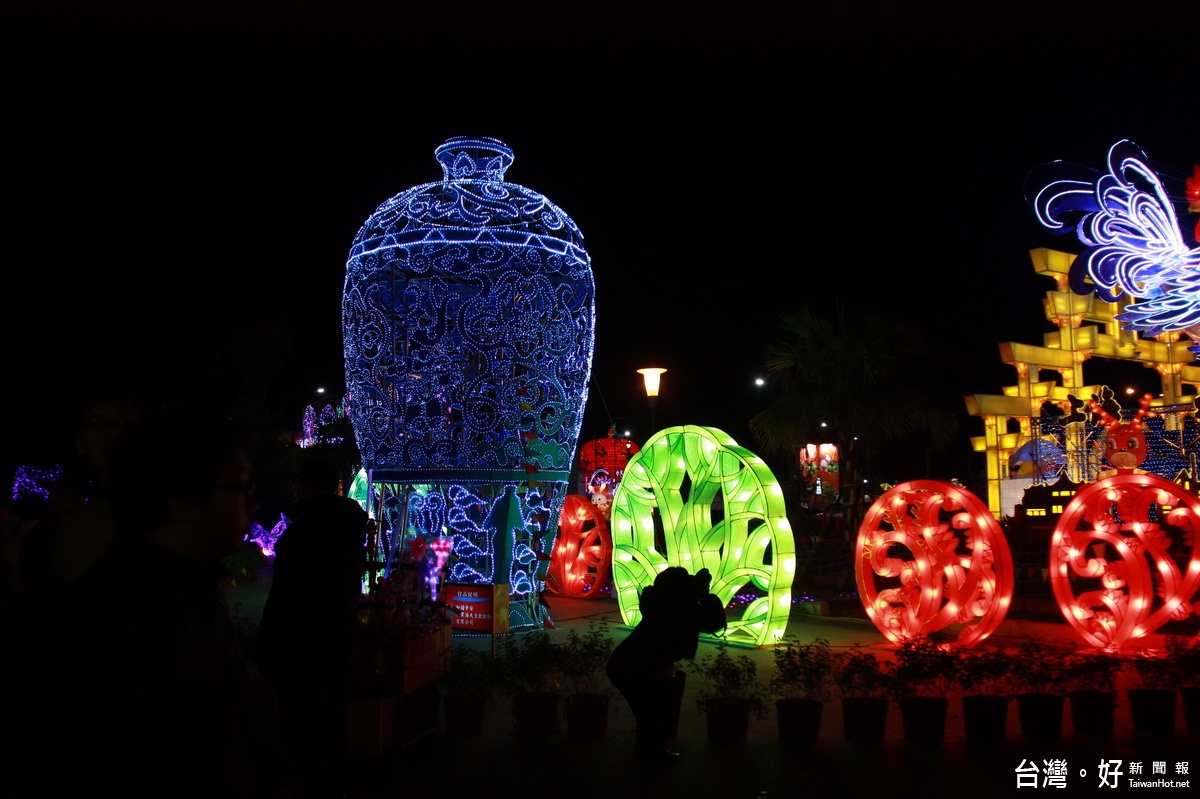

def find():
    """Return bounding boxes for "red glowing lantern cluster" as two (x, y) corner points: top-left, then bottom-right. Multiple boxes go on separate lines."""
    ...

(1051, 473), (1200, 649)
(546, 431), (637, 598)
(798, 442), (839, 504)
(856, 480), (1013, 646)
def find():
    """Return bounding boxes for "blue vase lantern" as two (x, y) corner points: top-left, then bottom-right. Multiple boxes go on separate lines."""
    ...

(343, 137), (595, 629)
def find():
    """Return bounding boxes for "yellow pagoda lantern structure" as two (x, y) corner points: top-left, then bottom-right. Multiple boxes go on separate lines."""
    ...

(965, 247), (1200, 517)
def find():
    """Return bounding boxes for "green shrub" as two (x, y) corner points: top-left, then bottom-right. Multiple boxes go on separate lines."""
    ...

(889, 637), (960, 699)
(558, 621), (617, 697)
(832, 646), (890, 700)
(690, 642), (770, 719)
(956, 645), (1015, 697)
(495, 630), (565, 694)
(769, 636), (834, 702)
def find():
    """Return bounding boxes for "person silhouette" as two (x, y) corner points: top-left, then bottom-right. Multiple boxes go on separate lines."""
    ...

(6, 410), (293, 797)
(15, 388), (143, 595)
(606, 566), (726, 763)
(258, 456), (368, 798)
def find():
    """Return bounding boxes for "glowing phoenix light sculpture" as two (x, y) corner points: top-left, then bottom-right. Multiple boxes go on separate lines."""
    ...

(342, 137), (595, 629)
(1030, 139), (1200, 345)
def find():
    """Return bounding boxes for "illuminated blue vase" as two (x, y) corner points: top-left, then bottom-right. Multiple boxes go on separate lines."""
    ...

(343, 137), (594, 628)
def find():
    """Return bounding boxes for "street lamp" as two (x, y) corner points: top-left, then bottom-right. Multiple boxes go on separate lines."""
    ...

(637, 367), (667, 434)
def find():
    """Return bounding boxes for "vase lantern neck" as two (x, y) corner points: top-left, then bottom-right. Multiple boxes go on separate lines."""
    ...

(435, 136), (514, 181)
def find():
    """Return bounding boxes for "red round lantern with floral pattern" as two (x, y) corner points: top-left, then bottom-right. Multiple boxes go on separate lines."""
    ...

(856, 480), (1013, 645)
(1050, 394), (1200, 649)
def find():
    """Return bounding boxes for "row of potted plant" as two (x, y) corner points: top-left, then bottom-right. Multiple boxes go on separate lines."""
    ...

(756, 634), (1200, 747)
(439, 626), (1200, 746)
(441, 621), (620, 739)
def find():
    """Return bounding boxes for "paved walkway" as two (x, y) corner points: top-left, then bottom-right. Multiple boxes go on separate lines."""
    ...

(228, 580), (1199, 798)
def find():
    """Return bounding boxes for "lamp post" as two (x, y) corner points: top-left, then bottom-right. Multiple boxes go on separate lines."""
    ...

(637, 367), (667, 435)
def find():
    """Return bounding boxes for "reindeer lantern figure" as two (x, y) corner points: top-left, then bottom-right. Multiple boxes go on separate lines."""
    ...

(1088, 393), (1156, 471)
(1050, 392), (1200, 650)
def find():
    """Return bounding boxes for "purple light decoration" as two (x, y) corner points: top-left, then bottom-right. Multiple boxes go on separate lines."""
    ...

(300, 405), (317, 447)
(1030, 139), (1200, 344)
(428, 536), (453, 600)
(11, 464), (63, 502)
(250, 515), (287, 558)
(298, 400), (347, 449)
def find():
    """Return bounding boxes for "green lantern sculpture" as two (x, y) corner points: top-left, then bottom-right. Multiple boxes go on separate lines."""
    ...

(610, 425), (795, 646)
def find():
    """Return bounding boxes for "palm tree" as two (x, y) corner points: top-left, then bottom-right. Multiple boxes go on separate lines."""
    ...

(750, 304), (957, 535)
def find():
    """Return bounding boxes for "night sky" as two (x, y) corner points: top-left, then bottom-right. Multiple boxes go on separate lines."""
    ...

(3, 1), (1195, 487)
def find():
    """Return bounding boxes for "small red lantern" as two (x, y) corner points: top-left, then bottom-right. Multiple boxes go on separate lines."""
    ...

(578, 429), (640, 517)
(1187, 164), (1199, 240)
(545, 494), (612, 599)
(799, 442), (839, 505)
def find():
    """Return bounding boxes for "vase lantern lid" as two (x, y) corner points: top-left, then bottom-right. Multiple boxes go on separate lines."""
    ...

(435, 136), (514, 182)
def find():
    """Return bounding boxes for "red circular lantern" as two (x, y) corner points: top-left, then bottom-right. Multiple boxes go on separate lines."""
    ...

(1051, 471), (1200, 650)
(856, 480), (1013, 646)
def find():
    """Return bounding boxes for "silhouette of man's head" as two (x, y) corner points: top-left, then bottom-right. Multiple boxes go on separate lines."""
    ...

(297, 457), (341, 495)
(653, 566), (701, 600)
(73, 390), (144, 483)
(110, 412), (255, 564)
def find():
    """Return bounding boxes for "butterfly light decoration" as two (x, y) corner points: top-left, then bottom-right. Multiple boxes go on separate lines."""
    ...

(1030, 140), (1200, 348)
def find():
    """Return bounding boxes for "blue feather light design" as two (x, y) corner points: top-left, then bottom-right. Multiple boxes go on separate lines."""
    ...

(1030, 140), (1200, 342)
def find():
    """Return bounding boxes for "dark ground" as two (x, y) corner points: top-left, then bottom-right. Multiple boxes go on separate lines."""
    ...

(225, 580), (1200, 799)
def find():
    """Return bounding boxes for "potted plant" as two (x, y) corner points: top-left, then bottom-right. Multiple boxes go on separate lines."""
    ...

(495, 630), (565, 737)
(441, 644), (496, 738)
(1063, 650), (1120, 741)
(1164, 635), (1200, 732)
(955, 644), (1014, 745)
(769, 636), (834, 747)
(832, 645), (891, 745)
(557, 621), (618, 739)
(689, 642), (771, 746)
(1124, 649), (1178, 736)
(1010, 638), (1069, 742)
(889, 637), (960, 745)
